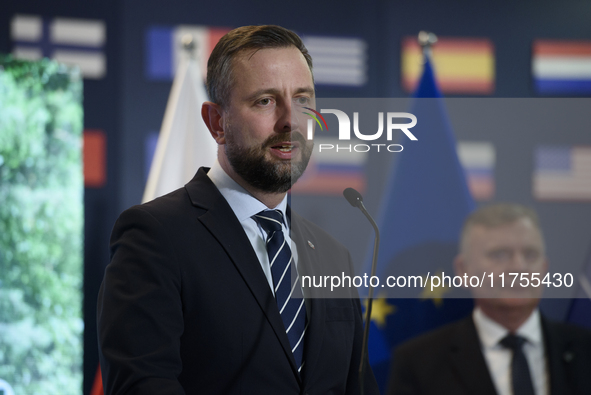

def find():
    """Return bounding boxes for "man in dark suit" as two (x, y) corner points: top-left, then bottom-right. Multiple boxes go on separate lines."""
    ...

(97, 25), (378, 394)
(388, 203), (591, 395)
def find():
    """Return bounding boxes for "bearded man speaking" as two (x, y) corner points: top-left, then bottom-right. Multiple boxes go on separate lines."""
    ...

(97, 25), (379, 395)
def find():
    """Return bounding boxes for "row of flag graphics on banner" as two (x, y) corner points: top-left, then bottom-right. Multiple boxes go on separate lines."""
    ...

(10, 14), (106, 79)
(137, 139), (588, 201)
(289, 140), (496, 200)
(143, 120), (591, 202)
(137, 23), (591, 201)
(9, 15), (591, 194)
(402, 36), (591, 95)
(142, 132), (496, 200)
(293, 142), (591, 201)
(8, 14), (591, 94)
(145, 25), (591, 95)
(144, 25), (368, 87)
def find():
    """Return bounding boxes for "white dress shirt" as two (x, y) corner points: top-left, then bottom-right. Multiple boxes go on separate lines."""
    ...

(473, 307), (549, 395)
(207, 160), (298, 294)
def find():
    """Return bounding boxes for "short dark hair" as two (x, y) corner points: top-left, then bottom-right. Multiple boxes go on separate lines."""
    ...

(206, 25), (313, 108)
(460, 203), (543, 252)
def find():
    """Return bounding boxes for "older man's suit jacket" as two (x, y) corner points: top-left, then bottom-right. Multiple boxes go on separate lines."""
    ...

(387, 314), (591, 395)
(97, 168), (378, 395)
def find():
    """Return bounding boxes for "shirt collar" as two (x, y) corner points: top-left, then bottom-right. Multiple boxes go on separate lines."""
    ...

(473, 307), (542, 349)
(516, 308), (543, 346)
(207, 159), (288, 224)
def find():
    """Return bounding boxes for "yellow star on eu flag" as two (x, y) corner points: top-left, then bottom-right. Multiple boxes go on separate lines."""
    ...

(420, 270), (451, 307)
(363, 294), (396, 329)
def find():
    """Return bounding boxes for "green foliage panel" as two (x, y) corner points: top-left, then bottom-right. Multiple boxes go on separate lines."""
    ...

(0, 55), (83, 395)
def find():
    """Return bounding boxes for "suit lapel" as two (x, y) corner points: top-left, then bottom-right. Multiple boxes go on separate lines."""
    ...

(185, 169), (301, 382)
(449, 317), (498, 395)
(542, 317), (574, 394)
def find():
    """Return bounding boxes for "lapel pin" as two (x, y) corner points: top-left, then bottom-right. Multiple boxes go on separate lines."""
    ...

(307, 240), (315, 249)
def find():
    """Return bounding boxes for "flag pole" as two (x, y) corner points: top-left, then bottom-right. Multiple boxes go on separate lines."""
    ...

(181, 33), (197, 59)
(418, 31), (438, 60)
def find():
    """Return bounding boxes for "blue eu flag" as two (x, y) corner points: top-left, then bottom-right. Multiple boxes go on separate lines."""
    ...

(366, 57), (475, 393)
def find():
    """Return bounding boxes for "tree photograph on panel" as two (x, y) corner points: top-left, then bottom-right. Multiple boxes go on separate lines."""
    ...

(0, 56), (83, 394)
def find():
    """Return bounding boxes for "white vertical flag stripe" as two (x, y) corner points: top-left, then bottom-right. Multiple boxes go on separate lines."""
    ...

(142, 57), (218, 202)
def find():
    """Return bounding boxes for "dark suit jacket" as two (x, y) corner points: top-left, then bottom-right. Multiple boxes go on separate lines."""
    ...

(387, 314), (591, 395)
(97, 168), (378, 395)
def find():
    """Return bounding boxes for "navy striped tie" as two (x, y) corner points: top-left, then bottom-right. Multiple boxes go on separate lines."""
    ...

(254, 209), (307, 372)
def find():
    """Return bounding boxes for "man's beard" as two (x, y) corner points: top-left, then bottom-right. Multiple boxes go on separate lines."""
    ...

(225, 131), (313, 194)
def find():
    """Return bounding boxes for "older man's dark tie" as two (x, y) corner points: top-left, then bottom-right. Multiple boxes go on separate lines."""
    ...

(254, 209), (307, 372)
(500, 334), (535, 395)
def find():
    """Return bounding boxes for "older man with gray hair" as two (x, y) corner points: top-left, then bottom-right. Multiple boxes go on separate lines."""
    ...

(388, 203), (591, 395)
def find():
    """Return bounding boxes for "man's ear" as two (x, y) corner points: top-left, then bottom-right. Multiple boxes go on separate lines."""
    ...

(454, 254), (466, 277)
(201, 101), (226, 144)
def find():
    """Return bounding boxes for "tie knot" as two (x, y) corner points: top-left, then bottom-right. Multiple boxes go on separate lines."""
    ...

(500, 333), (527, 350)
(254, 210), (284, 233)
